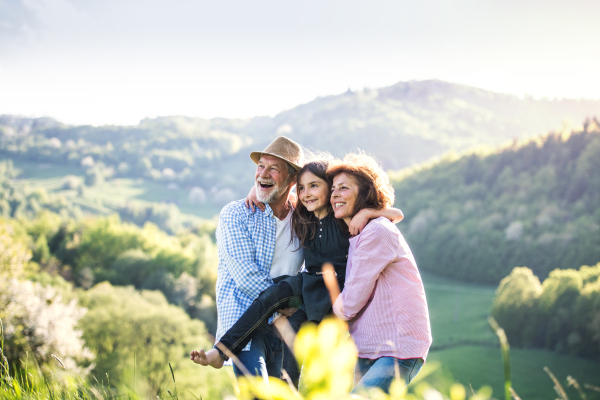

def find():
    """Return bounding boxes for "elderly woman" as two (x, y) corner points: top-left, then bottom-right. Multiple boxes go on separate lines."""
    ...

(328, 154), (432, 394)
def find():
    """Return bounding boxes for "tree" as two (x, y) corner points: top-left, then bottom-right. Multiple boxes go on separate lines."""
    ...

(78, 283), (211, 393)
(0, 279), (94, 377)
(491, 267), (542, 346)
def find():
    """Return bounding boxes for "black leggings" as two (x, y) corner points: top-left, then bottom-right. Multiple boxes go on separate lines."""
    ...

(218, 281), (307, 355)
(217, 280), (307, 386)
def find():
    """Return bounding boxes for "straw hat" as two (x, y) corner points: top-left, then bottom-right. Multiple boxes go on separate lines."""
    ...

(250, 136), (304, 171)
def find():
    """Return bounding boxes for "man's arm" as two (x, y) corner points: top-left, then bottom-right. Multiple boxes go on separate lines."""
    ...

(218, 207), (273, 299)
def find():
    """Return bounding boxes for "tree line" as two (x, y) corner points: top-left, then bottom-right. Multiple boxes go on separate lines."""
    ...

(0, 116), (254, 202)
(391, 119), (600, 284)
(491, 264), (600, 361)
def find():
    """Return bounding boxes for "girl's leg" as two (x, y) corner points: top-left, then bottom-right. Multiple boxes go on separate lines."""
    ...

(351, 357), (424, 394)
(218, 280), (296, 356)
(191, 280), (298, 368)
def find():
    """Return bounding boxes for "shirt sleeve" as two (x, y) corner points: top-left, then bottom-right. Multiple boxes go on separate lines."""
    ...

(218, 206), (274, 299)
(332, 220), (398, 321)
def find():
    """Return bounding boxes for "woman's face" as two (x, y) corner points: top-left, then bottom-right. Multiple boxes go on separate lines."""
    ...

(297, 171), (329, 219)
(331, 172), (360, 224)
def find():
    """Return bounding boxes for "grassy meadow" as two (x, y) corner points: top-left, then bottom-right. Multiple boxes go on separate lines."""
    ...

(420, 274), (600, 400)
(177, 274), (600, 400)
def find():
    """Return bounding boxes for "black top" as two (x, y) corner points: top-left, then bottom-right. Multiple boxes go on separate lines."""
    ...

(283, 213), (350, 322)
(304, 213), (350, 274)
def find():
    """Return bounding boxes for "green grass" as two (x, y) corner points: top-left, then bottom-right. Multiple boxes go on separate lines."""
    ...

(420, 273), (600, 400)
(10, 159), (223, 219)
(422, 273), (498, 349)
(426, 346), (600, 400)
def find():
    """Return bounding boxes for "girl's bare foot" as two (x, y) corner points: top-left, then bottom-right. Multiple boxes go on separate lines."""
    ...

(190, 349), (224, 369)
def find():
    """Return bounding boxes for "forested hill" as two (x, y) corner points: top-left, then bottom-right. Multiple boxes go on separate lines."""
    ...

(1, 80), (599, 203)
(391, 119), (600, 284)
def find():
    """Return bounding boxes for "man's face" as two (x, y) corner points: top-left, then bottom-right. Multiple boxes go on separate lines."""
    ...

(255, 155), (294, 204)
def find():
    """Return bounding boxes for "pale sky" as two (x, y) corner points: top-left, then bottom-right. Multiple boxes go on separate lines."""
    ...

(1, 0), (599, 126)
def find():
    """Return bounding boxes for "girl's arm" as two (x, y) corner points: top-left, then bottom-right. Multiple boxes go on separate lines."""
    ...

(244, 185), (266, 212)
(348, 207), (404, 236)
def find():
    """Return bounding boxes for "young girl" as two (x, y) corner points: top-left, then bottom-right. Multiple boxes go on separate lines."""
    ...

(190, 159), (403, 381)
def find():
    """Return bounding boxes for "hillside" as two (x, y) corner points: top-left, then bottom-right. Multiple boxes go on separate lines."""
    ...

(1, 80), (599, 204)
(391, 120), (600, 284)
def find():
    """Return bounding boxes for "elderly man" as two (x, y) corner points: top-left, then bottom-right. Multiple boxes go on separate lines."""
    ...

(192, 136), (304, 382)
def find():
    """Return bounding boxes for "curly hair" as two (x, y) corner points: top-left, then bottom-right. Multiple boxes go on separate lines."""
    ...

(326, 152), (395, 216)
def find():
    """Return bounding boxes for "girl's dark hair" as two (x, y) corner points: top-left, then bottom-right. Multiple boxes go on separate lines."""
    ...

(291, 160), (339, 249)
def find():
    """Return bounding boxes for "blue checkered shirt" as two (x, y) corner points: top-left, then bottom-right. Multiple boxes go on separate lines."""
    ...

(215, 199), (287, 352)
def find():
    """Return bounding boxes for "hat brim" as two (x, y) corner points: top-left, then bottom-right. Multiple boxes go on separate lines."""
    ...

(250, 152), (302, 171)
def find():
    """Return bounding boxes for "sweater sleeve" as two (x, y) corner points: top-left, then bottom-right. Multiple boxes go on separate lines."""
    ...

(332, 219), (398, 321)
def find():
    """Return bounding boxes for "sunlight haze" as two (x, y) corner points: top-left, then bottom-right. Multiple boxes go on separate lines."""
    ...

(1, 0), (599, 125)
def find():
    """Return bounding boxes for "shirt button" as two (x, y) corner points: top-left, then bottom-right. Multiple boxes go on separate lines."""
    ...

(319, 235), (322, 238)
(320, 228), (322, 231)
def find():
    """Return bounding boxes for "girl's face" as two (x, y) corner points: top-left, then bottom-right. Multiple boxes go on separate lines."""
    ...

(297, 171), (329, 219)
(331, 172), (360, 225)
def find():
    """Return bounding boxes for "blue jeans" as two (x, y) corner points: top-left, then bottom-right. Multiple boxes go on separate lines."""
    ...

(232, 323), (284, 382)
(352, 357), (424, 394)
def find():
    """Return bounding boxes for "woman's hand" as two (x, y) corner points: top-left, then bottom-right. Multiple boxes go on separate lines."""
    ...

(244, 185), (266, 212)
(349, 208), (372, 236)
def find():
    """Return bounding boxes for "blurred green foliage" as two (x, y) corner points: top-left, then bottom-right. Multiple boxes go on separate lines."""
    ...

(77, 283), (213, 393)
(391, 121), (600, 283)
(492, 263), (600, 360)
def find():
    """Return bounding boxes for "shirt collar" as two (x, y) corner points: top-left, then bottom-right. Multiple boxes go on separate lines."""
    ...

(263, 199), (295, 219)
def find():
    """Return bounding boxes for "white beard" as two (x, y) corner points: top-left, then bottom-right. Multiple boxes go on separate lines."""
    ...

(255, 179), (287, 204)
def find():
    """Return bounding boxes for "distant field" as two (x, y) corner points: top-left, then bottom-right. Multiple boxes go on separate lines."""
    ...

(10, 159), (223, 219)
(421, 273), (498, 349)
(421, 274), (600, 400)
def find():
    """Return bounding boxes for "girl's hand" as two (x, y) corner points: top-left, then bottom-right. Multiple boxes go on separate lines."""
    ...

(349, 208), (371, 236)
(277, 307), (298, 317)
(244, 185), (265, 212)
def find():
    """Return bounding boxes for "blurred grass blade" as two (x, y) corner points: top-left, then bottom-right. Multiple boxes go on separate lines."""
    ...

(544, 367), (569, 400)
(509, 387), (522, 400)
(567, 376), (587, 400)
(488, 317), (511, 400)
(584, 384), (600, 393)
(51, 354), (67, 371)
(169, 362), (176, 384)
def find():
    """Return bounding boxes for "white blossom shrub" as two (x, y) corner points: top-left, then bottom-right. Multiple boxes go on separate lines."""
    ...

(0, 278), (95, 376)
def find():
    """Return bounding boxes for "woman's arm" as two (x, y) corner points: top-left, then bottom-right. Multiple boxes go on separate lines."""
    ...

(348, 207), (404, 236)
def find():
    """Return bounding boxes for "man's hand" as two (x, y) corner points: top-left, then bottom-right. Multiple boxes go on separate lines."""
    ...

(277, 307), (298, 317)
